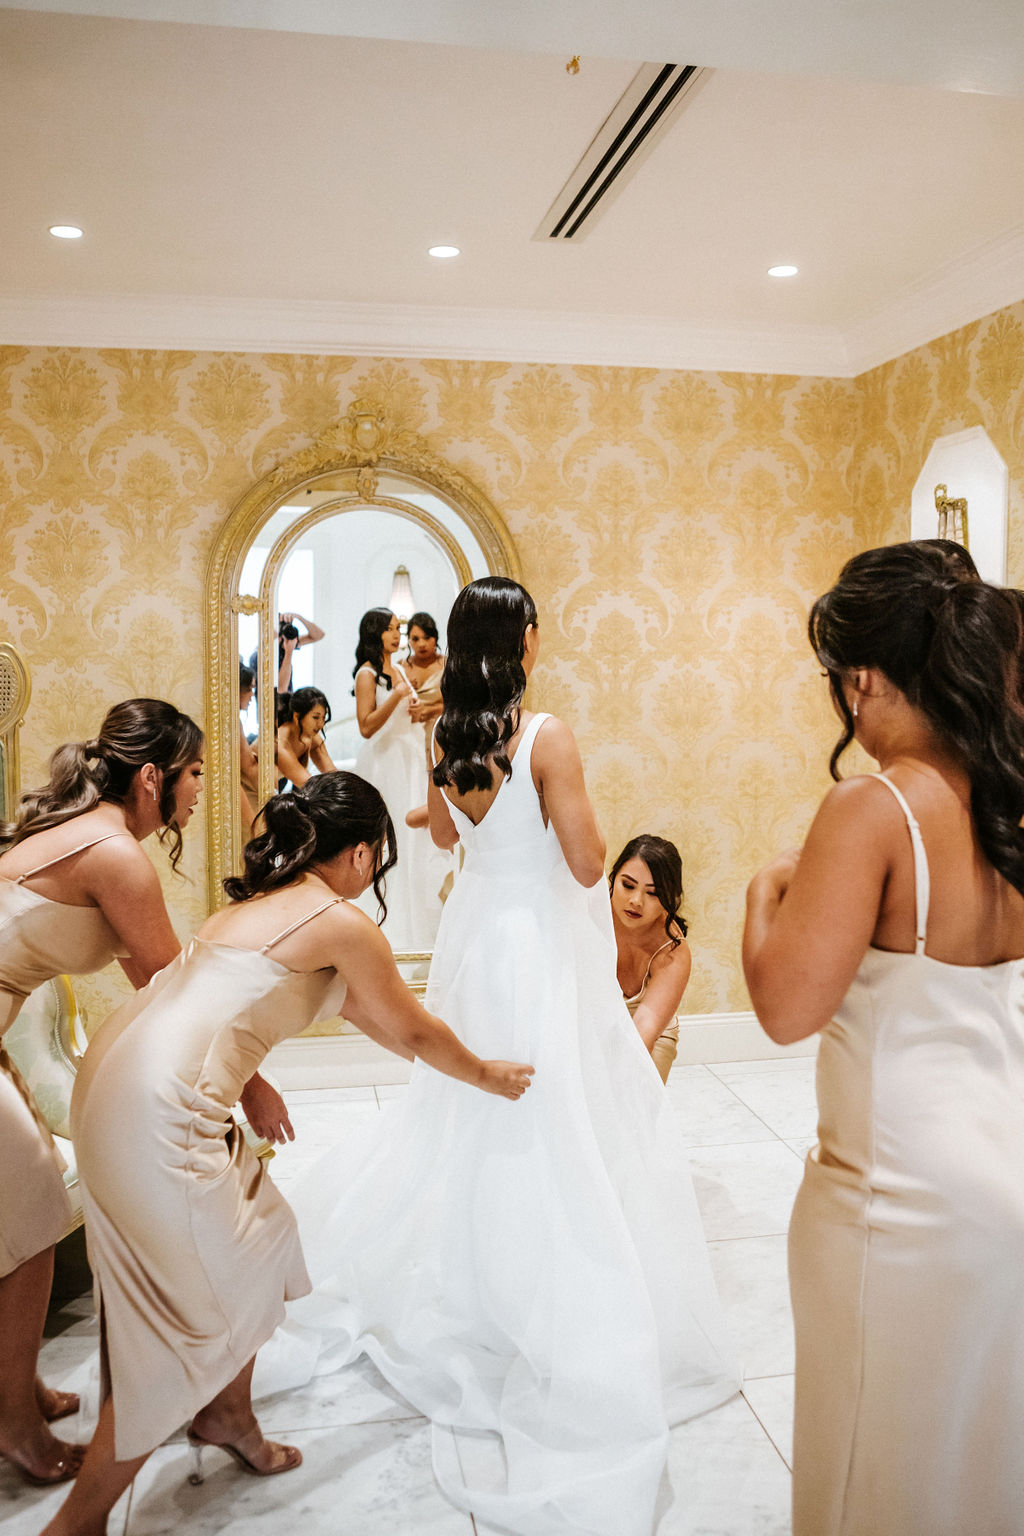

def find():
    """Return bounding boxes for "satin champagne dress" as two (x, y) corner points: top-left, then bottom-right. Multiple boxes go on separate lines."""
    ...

(0, 831), (129, 1277)
(70, 900), (347, 1459)
(623, 937), (681, 1084)
(789, 775), (1024, 1536)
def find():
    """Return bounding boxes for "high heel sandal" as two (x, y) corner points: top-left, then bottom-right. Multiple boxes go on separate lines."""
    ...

(185, 1428), (302, 1486)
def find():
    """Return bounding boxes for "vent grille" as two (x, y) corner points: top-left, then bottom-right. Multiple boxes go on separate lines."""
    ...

(536, 63), (709, 242)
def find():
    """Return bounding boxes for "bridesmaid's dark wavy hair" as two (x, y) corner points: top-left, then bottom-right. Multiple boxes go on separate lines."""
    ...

(609, 835), (689, 942)
(407, 611), (439, 644)
(0, 698), (202, 873)
(810, 540), (1024, 896)
(282, 686), (332, 727)
(352, 608), (395, 692)
(432, 577), (537, 794)
(223, 771), (397, 922)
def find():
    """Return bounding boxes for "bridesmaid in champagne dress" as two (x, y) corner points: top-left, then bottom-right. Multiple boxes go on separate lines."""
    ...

(0, 698), (203, 1487)
(610, 834), (691, 1083)
(744, 541), (1024, 1536)
(44, 772), (531, 1536)
(402, 610), (446, 737)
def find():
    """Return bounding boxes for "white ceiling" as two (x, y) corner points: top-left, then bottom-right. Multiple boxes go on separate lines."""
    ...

(3, 2), (1024, 375)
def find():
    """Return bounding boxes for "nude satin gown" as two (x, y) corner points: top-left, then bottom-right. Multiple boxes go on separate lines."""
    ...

(0, 831), (130, 1277)
(788, 775), (1024, 1536)
(70, 900), (347, 1459)
(623, 937), (681, 1084)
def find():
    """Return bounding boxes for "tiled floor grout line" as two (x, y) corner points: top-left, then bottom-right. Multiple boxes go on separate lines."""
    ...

(708, 1230), (790, 1242)
(740, 1390), (793, 1475)
(696, 1069), (805, 1145)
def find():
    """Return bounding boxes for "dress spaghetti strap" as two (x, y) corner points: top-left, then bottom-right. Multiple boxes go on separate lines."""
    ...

(259, 900), (340, 955)
(624, 939), (675, 1006)
(875, 774), (930, 955)
(14, 830), (133, 884)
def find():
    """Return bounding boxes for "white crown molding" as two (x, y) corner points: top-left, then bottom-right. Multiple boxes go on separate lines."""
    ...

(0, 293), (845, 377)
(1, 223), (1023, 379)
(840, 221), (1024, 377)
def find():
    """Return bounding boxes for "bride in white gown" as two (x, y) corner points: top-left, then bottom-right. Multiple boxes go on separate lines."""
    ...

(257, 578), (739, 1535)
(351, 607), (448, 954)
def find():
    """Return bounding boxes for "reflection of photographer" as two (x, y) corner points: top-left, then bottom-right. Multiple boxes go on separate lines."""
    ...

(249, 611), (325, 696)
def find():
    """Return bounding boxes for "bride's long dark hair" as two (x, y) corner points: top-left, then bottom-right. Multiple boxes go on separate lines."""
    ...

(432, 577), (537, 794)
(352, 608), (395, 691)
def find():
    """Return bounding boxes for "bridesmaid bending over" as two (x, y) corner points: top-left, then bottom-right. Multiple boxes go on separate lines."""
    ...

(275, 686), (335, 789)
(610, 835), (691, 1083)
(44, 771), (531, 1536)
(0, 699), (203, 1486)
(744, 542), (1024, 1536)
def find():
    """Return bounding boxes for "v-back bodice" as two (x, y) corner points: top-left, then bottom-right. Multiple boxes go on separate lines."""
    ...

(443, 714), (560, 880)
(0, 832), (129, 1021)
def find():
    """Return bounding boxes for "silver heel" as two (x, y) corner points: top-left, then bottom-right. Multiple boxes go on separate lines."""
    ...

(187, 1436), (205, 1486)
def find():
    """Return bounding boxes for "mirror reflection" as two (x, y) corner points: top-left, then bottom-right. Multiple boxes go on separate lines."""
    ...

(238, 503), (463, 969)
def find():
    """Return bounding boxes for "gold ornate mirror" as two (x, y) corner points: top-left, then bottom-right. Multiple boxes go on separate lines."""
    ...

(0, 640), (30, 824)
(205, 406), (520, 983)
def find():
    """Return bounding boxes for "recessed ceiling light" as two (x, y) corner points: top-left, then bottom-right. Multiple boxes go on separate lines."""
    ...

(768, 264), (798, 277)
(49, 225), (83, 239)
(428, 245), (460, 259)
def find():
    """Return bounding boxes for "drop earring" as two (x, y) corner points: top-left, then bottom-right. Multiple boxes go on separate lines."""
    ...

(852, 699), (859, 718)
(151, 787), (159, 802)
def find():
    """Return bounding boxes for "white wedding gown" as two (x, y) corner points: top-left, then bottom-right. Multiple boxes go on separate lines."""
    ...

(256, 713), (739, 1535)
(352, 667), (449, 954)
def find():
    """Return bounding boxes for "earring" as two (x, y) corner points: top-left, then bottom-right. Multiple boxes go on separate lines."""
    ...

(852, 699), (859, 718)
(151, 787), (159, 802)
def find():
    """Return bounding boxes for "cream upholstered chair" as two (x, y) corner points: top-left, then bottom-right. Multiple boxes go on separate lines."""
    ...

(3, 976), (87, 1235)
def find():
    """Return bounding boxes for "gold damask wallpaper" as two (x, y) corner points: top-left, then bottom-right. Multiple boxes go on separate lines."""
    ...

(0, 304), (1020, 1028)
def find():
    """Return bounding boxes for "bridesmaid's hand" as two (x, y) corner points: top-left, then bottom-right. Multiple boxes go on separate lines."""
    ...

(477, 1061), (535, 1100)
(239, 1074), (295, 1144)
(749, 848), (801, 909)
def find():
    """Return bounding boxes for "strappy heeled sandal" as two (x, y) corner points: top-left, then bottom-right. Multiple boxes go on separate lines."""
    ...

(185, 1427), (302, 1486)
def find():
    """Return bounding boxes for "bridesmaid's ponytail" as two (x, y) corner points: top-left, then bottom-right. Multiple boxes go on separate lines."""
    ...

(1, 699), (203, 872)
(1, 742), (104, 844)
(810, 541), (1024, 896)
(224, 771), (397, 921)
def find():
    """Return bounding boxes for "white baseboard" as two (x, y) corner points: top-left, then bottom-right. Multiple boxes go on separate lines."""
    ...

(266, 1012), (816, 1090)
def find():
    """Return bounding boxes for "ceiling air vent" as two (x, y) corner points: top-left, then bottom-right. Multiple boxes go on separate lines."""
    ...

(536, 63), (710, 242)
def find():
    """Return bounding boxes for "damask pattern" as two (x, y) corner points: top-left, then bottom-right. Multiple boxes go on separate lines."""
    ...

(0, 305), (1020, 1028)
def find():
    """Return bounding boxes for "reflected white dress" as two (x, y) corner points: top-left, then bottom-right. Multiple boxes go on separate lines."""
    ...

(257, 714), (739, 1535)
(353, 665), (447, 953)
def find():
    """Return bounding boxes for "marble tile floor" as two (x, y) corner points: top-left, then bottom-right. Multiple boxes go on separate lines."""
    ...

(4, 1056), (817, 1536)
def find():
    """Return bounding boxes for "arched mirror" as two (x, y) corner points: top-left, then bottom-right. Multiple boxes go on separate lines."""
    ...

(205, 409), (521, 988)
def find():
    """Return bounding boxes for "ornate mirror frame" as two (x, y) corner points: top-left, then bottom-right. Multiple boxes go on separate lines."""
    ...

(0, 640), (31, 824)
(204, 407), (521, 913)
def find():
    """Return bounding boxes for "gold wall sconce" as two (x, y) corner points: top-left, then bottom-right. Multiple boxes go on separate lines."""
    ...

(935, 483), (969, 549)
